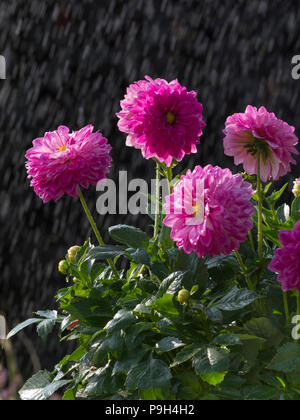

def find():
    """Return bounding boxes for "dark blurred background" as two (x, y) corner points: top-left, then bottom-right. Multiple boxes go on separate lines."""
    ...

(1, 0), (300, 382)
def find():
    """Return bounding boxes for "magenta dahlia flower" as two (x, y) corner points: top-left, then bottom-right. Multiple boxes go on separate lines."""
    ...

(25, 125), (112, 203)
(117, 76), (206, 166)
(268, 221), (300, 292)
(223, 105), (298, 182)
(163, 165), (254, 258)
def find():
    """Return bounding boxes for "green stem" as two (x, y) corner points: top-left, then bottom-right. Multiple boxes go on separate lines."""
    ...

(153, 161), (161, 239)
(77, 186), (119, 279)
(283, 291), (289, 324)
(297, 292), (300, 321)
(256, 153), (263, 261)
(248, 231), (256, 254)
(166, 166), (173, 195)
(234, 250), (255, 291)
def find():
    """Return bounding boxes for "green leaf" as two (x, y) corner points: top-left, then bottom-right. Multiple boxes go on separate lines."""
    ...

(81, 363), (117, 397)
(158, 271), (185, 296)
(245, 317), (284, 346)
(128, 248), (151, 265)
(62, 387), (77, 400)
(212, 286), (257, 312)
(6, 318), (42, 340)
(158, 225), (173, 251)
(19, 370), (71, 400)
(86, 245), (127, 260)
(236, 334), (266, 369)
(113, 346), (151, 375)
(268, 343), (300, 373)
(193, 347), (229, 386)
(109, 225), (149, 249)
(206, 254), (239, 286)
(176, 370), (204, 399)
(155, 337), (185, 353)
(61, 295), (113, 327)
(125, 357), (172, 391)
(291, 196), (300, 221)
(242, 385), (279, 400)
(265, 183), (288, 205)
(153, 294), (179, 317)
(150, 262), (169, 280)
(37, 318), (56, 341)
(166, 250), (208, 291)
(213, 333), (242, 347)
(35, 310), (58, 319)
(125, 322), (155, 349)
(104, 309), (135, 333)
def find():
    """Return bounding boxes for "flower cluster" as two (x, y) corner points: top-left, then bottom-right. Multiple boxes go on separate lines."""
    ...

(117, 76), (206, 166)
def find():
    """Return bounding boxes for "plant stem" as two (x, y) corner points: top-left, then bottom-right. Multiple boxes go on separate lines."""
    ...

(153, 161), (161, 239)
(77, 186), (119, 279)
(297, 292), (300, 321)
(283, 291), (289, 324)
(256, 152), (263, 261)
(233, 250), (255, 291)
(166, 166), (173, 195)
(248, 231), (256, 254)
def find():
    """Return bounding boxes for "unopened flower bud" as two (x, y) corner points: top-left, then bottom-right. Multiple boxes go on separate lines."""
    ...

(67, 320), (79, 331)
(67, 245), (81, 264)
(58, 260), (69, 275)
(177, 289), (190, 304)
(292, 179), (300, 198)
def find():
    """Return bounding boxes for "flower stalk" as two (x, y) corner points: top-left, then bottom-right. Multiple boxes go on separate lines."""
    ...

(233, 250), (255, 291)
(256, 152), (263, 261)
(77, 186), (119, 279)
(153, 161), (161, 239)
(283, 291), (289, 324)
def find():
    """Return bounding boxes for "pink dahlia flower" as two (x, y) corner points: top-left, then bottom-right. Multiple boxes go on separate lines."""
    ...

(268, 221), (300, 292)
(163, 165), (254, 258)
(223, 105), (298, 182)
(117, 76), (206, 166)
(25, 125), (112, 203)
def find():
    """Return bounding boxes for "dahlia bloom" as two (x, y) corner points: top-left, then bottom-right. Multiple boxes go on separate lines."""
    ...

(223, 105), (298, 182)
(268, 221), (300, 292)
(25, 125), (112, 203)
(117, 76), (206, 166)
(163, 165), (254, 258)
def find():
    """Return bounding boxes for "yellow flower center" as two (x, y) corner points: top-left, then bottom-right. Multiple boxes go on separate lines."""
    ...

(58, 145), (66, 152)
(166, 111), (176, 125)
(193, 202), (203, 219)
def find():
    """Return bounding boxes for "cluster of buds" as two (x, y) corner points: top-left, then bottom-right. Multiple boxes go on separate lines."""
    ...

(292, 178), (300, 198)
(58, 245), (81, 275)
(67, 245), (81, 264)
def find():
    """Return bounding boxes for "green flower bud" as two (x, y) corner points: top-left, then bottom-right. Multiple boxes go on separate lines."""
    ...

(67, 245), (81, 264)
(177, 289), (190, 304)
(292, 179), (300, 198)
(58, 260), (69, 275)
